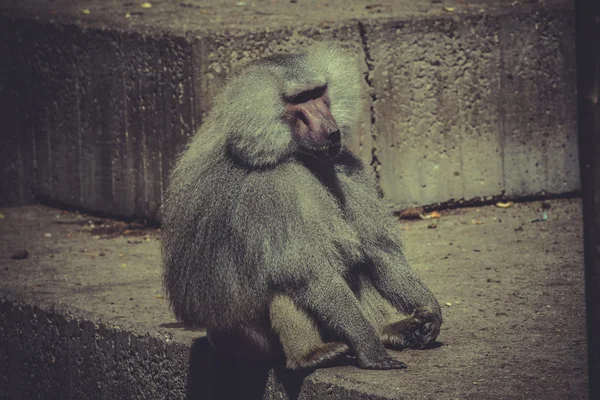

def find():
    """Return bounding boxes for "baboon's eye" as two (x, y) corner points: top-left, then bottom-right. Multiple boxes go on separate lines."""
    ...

(287, 85), (327, 105)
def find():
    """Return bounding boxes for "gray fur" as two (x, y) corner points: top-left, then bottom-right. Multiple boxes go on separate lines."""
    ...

(161, 43), (442, 369)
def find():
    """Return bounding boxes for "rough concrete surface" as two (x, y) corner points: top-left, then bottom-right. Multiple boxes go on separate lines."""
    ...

(0, 0), (579, 217)
(368, 8), (578, 209)
(0, 198), (588, 399)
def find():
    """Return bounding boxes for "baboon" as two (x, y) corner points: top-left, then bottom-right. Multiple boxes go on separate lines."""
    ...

(161, 43), (442, 370)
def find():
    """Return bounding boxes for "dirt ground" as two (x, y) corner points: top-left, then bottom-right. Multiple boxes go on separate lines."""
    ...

(0, 198), (588, 399)
(2, 0), (570, 34)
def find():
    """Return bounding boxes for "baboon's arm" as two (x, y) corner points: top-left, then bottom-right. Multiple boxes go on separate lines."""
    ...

(368, 251), (442, 325)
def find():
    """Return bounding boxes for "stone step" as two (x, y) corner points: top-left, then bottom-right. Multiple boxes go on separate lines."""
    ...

(0, 199), (588, 399)
(0, 0), (578, 219)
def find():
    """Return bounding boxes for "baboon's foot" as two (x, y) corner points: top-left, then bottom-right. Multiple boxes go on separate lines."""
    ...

(286, 342), (350, 371)
(381, 306), (438, 350)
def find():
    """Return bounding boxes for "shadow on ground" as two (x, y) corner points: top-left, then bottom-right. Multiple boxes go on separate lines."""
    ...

(187, 338), (308, 400)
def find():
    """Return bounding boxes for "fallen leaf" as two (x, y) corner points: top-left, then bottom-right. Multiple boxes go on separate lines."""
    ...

(444, 6), (455, 12)
(141, 2), (152, 8)
(81, 9), (91, 15)
(399, 207), (424, 220)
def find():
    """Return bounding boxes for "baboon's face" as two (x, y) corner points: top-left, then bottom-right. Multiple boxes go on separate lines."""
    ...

(220, 46), (359, 169)
(283, 85), (342, 160)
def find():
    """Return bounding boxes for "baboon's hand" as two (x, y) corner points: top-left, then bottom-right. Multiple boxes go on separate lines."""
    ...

(357, 349), (407, 370)
(381, 305), (441, 350)
(409, 306), (441, 348)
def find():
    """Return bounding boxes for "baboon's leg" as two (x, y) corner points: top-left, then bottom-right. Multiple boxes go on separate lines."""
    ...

(207, 323), (273, 361)
(357, 277), (438, 350)
(270, 294), (349, 370)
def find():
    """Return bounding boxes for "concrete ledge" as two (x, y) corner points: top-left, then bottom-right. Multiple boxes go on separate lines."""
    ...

(0, 200), (588, 399)
(0, 299), (189, 399)
(0, 0), (578, 218)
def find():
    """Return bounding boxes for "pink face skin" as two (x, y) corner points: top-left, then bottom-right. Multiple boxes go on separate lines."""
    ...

(284, 87), (342, 159)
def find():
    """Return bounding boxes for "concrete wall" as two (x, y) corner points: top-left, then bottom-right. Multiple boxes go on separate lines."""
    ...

(368, 11), (578, 210)
(0, 19), (196, 217)
(575, 0), (600, 396)
(0, 3), (578, 218)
